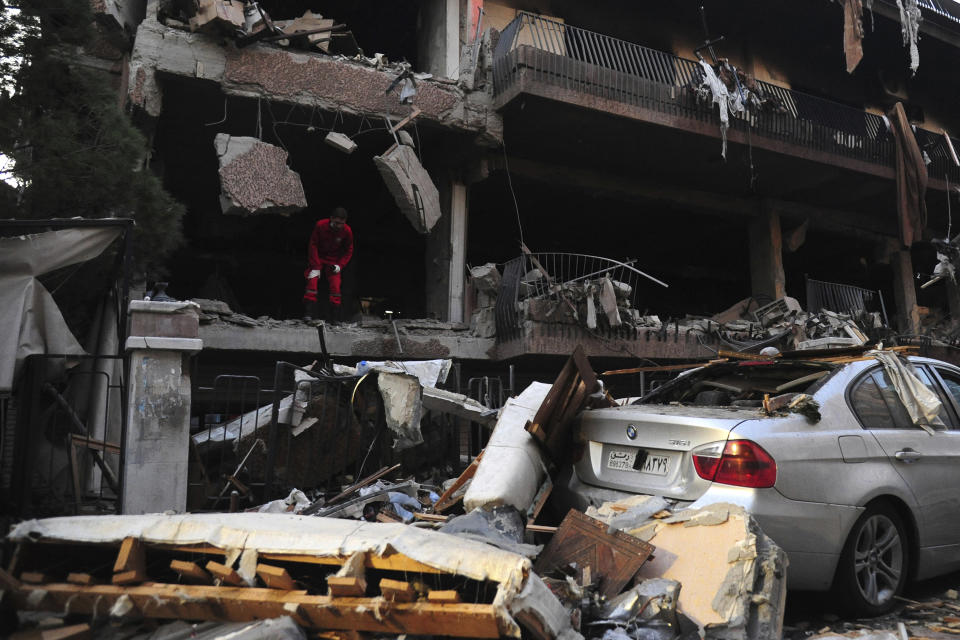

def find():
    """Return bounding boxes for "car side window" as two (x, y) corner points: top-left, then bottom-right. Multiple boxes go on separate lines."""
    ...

(935, 368), (960, 430)
(850, 370), (912, 429)
(913, 367), (954, 428)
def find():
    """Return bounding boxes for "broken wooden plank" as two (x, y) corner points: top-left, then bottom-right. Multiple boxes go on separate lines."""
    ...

(326, 463), (402, 506)
(257, 563), (296, 590)
(15, 623), (93, 640)
(427, 589), (462, 603)
(717, 349), (774, 361)
(327, 576), (366, 597)
(66, 573), (97, 586)
(205, 560), (246, 587)
(113, 537), (146, 585)
(413, 512), (450, 522)
(159, 544), (447, 574)
(535, 509), (654, 599)
(525, 524), (559, 534)
(434, 450), (484, 513)
(170, 560), (211, 584)
(0, 567), (21, 591)
(379, 578), (416, 602)
(602, 359), (727, 375)
(13, 583), (503, 637)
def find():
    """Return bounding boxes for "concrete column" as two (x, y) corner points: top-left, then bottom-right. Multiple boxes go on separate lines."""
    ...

(748, 209), (786, 302)
(445, 0), (462, 80)
(448, 181), (469, 323)
(122, 300), (202, 514)
(891, 249), (920, 334)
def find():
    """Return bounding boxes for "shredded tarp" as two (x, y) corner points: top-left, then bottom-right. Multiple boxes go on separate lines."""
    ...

(868, 351), (942, 432)
(887, 102), (928, 247)
(896, 0), (922, 75)
(8, 512), (580, 639)
(695, 60), (745, 160)
(0, 226), (122, 392)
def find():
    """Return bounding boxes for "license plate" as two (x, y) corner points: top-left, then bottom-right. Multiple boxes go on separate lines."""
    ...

(606, 449), (670, 476)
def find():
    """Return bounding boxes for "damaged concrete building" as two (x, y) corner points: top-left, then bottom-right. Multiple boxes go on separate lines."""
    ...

(4, 1), (960, 633)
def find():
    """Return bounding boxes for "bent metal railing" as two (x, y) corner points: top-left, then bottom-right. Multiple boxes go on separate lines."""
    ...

(492, 12), (960, 183)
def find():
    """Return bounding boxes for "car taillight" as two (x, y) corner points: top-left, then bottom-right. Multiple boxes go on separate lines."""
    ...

(693, 440), (776, 488)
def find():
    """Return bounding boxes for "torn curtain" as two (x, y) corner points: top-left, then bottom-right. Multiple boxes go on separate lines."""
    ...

(0, 227), (122, 392)
(843, 0), (864, 73)
(888, 102), (927, 248)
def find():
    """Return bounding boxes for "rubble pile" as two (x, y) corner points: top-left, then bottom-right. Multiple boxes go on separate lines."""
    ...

(5, 349), (789, 640)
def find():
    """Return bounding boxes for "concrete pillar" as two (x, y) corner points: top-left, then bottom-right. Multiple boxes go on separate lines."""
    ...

(122, 300), (202, 514)
(445, 0), (462, 80)
(891, 249), (920, 334)
(448, 181), (469, 323)
(748, 209), (786, 302)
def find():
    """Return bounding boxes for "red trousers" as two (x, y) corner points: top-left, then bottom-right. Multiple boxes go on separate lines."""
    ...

(304, 265), (341, 306)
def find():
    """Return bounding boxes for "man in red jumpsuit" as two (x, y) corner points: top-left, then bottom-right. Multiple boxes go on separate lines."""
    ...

(304, 206), (354, 322)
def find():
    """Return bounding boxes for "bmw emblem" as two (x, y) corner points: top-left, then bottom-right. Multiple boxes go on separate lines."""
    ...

(626, 424), (638, 440)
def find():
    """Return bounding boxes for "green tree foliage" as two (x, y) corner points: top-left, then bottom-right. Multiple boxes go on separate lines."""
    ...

(0, 0), (184, 276)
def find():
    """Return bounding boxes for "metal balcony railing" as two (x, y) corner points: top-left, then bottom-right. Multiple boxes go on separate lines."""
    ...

(493, 11), (960, 183)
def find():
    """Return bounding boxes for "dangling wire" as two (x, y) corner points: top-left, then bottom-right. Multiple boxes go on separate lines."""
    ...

(501, 138), (525, 248)
(205, 98), (228, 126)
(255, 96), (263, 139)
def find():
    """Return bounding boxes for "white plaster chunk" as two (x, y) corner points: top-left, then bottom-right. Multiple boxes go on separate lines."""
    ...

(373, 145), (442, 233)
(470, 263), (502, 293)
(463, 382), (551, 513)
(324, 131), (357, 154)
(599, 276), (622, 327)
(377, 371), (424, 450)
(215, 134), (307, 216)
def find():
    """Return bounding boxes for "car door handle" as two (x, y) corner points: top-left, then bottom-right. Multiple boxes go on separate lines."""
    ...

(895, 449), (923, 462)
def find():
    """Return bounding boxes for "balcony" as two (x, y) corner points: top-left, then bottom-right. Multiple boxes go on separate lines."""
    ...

(492, 12), (960, 185)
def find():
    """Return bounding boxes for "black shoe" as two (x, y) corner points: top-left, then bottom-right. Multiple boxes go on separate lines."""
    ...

(303, 301), (318, 322)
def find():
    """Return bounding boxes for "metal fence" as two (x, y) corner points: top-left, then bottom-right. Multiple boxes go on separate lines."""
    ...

(493, 11), (960, 182)
(806, 276), (889, 324)
(190, 360), (473, 511)
(495, 252), (666, 339)
(6, 354), (126, 518)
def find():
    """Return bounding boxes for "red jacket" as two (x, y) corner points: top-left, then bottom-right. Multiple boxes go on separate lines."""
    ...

(307, 219), (354, 269)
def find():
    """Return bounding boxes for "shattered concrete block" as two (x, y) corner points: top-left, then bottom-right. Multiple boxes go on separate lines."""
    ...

(373, 145), (441, 234)
(470, 306), (497, 338)
(632, 503), (788, 640)
(324, 132), (357, 154)
(190, 298), (233, 315)
(215, 134), (307, 216)
(422, 386), (497, 426)
(190, 0), (245, 34)
(377, 372), (424, 450)
(470, 263), (502, 293)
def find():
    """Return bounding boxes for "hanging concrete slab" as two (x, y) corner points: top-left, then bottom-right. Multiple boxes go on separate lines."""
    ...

(373, 145), (441, 234)
(214, 134), (307, 216)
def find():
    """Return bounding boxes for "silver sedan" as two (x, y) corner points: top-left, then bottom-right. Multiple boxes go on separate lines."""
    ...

(563, 355), (960, 615)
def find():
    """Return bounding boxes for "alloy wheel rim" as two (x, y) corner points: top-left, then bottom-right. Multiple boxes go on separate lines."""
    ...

(853, 514), (903, 606)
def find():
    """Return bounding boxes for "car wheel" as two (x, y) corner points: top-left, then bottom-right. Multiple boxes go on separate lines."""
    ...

(835, 503), (909, 616)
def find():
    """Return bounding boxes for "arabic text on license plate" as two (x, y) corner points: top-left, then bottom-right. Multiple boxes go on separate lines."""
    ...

(606, 449), (670, 476)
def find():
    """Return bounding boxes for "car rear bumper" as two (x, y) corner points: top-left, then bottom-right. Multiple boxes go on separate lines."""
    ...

(561, 471), (863, 591)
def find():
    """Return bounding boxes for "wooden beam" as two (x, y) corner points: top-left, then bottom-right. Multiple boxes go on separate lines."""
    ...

(379, 578), (416, 603)
(160, 544), (446, 575)
(256, 563), (296, 590)
(170, 560), (211, 584)
(113, 537), (146, 585)
(427, 590), (462, 604)
(21, 572), (47, 584)
(66, 573), (97, 586)
(205, 561), (246, 587)
(13, 583), (503, 638)
(434, 451), (484, 513)
(327, 576), (366, 597)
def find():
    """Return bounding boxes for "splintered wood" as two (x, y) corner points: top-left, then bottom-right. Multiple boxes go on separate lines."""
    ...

(7, 537), (507, 638)
(534, 509), (654, 598)
(525, 345), (610, 465)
